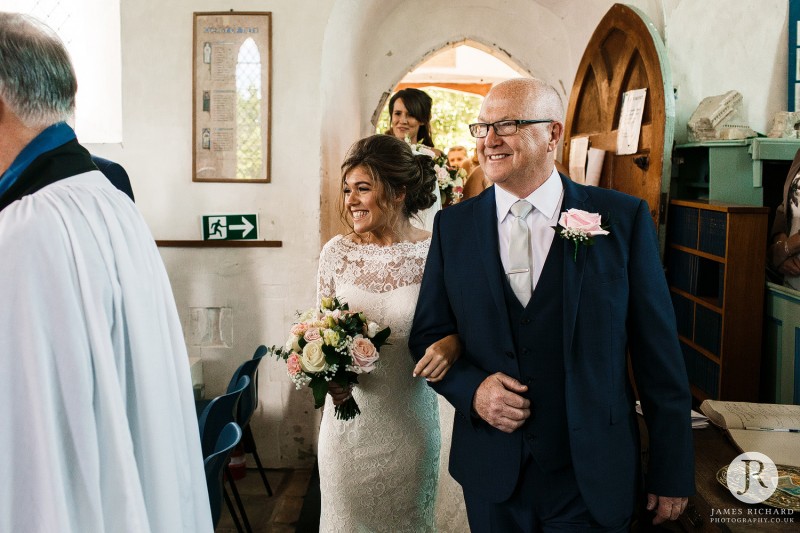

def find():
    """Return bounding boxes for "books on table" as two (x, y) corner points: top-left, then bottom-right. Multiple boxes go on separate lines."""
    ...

(699, 400), (800, 467)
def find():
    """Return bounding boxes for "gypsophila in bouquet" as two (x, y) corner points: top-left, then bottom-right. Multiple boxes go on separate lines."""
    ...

(407, 139), (466, 208)
(268, 296), (391, 420)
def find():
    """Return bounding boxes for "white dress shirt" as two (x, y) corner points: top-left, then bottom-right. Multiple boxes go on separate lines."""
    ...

(496, 168), (564, 290)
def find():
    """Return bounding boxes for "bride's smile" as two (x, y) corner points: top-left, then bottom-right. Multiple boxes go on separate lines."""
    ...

(343, 163), (422, 246)
(344, 166), (386, 236)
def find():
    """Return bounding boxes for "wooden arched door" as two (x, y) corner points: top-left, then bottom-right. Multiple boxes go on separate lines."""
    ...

(562, 3), (674, 251)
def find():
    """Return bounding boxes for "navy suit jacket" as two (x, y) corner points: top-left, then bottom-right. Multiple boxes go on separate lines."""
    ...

(91, 155), (135, 202)
(409, 175), (694, 526)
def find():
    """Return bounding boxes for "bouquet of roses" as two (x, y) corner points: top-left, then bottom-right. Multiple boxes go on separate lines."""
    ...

(408, 141), (466, 208)
(269, 296), (391, 420)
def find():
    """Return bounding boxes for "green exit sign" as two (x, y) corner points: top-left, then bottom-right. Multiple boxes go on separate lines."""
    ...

(202, 214), (258, 240)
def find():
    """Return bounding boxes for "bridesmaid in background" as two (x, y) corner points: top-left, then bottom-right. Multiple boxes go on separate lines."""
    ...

(385, 88), (443, 157)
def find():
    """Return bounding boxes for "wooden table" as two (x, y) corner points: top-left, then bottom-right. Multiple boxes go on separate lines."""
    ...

(674, 425), (797, 532)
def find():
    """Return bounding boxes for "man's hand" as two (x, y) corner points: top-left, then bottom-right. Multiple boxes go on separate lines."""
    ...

(772, 233), (800, 275)
(413, 334), (462, 382)
(647, 494), (688, 524)
(778, 254), (800, 277)
(472, 372), (530, 433)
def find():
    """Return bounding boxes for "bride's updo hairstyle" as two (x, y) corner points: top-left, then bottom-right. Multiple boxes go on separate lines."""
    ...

(340, 134), (437, 228)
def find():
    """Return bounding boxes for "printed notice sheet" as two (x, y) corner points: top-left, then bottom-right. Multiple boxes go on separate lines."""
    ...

(616, 88), (647, 155)
(568, 137), (589, 183)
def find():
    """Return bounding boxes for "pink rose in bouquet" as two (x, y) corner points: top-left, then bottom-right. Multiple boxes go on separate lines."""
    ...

(287, 353), (302, 376)
(290, 323), (308, 337)
(350, 336), (379, 373)
(407, 141), (465, 207)
(303, 328), (322, 342)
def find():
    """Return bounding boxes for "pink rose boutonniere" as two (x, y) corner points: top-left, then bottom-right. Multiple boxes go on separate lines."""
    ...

(557, 208), (610, 261)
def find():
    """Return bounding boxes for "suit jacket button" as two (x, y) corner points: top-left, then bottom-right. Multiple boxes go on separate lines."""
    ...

(505, 351), (515, 359)
(521, 318), (531, 325)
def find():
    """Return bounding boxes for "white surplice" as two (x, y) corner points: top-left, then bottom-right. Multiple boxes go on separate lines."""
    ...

(0, 172), (212, 532)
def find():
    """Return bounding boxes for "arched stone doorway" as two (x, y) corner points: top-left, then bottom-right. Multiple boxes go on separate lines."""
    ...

(318, 0), (574, 244)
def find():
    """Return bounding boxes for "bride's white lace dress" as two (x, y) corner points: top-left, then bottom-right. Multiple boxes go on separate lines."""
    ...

(316, 235), (469, 533)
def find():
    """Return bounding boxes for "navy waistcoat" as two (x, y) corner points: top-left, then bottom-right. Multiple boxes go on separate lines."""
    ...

(501, 235), (571, 472)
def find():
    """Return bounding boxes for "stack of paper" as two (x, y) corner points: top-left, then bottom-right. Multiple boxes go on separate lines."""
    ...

(634, 401), (709, 429)
(692, 409), (709, 429)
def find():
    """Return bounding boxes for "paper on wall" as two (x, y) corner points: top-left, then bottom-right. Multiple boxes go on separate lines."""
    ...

(585, 148), (605, 187)
(568, 136), (589, 183)
(616, 88), (647, 155)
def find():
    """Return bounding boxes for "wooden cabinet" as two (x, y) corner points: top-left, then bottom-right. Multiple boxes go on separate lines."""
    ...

(665, 199), (769, 402)
(763, 282), (800, 405)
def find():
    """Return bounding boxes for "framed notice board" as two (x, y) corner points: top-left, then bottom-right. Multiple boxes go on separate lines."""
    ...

(193, 12), (272, 182)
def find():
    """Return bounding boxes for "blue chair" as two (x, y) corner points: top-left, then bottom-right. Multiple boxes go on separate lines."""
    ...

(195, 347), (272, 532)
(230, 347), (273, 497)
(198, 376), (250, 532)
(198, 376), (249, 457)
(252, 345), (268, 359)
(204, 422), (242, 528)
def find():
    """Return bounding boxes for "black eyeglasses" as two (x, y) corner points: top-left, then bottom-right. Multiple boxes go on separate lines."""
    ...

(468, 119), (553, 138)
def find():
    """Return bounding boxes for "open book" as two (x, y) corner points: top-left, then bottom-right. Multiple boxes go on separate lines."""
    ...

(699, 400), (800, 467)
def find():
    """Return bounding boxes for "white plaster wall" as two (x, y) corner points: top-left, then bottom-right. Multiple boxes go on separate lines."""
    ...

(665, 0), (788, 142)
(87, 0), (337, 468)
(82, 0), (789, 467)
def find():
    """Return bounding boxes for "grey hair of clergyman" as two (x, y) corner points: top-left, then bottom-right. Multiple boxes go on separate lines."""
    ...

(0, 12), (76, 128)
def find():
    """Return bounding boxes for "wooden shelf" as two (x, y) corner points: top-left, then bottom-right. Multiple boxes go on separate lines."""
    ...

(668, 243), (725, 263)
(676, 335), (721, 365)
(670, 287), (722, 313)
(156, 240), (282, 248)
(688, 384), (709, 403)
(666, 199), (768, 402)
(669, 197), (770, 213)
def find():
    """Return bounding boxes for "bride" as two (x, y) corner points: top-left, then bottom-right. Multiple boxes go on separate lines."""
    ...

(316, 134), (464, 532)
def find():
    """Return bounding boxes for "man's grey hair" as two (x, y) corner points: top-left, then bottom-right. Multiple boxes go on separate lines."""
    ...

(0, 12), (76, 128)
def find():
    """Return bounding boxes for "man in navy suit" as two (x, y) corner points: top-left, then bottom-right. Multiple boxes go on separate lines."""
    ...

(410, 78), (693, 531)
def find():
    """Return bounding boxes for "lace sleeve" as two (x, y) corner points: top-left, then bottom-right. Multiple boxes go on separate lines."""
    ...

(316, 236), (339, 306)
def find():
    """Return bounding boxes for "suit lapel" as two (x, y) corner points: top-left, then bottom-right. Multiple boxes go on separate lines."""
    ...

(560, 175), (590, 366)
(473, 187), (514, 341)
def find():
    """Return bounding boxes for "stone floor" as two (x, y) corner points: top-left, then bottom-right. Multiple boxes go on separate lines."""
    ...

(215, 466), (318, 533)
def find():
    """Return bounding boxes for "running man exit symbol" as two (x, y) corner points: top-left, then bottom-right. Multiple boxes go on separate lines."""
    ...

(202, 214), (258, 240)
